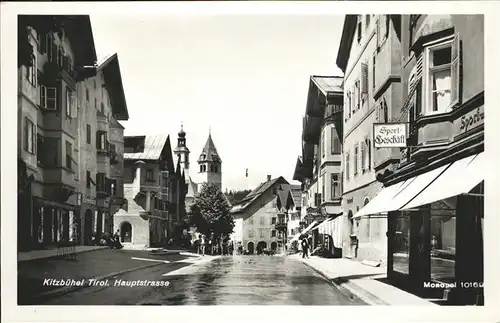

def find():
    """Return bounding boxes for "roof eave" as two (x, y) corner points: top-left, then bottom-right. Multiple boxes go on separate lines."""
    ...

(99, 54), (129, 121)
(336, 15), (358, 73)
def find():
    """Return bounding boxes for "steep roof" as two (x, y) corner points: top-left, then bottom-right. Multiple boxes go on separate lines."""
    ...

(230, 176), (289, 213)
(97, 53), (129, 121)
(198, 133), (221, 163)
(290, 185), (302, 208)
(124, 134), (169, 160)
(277, 185), (294, 210)
(310, 76), (343, 95)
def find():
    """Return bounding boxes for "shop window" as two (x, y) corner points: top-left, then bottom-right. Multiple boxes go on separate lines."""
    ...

(422, 35), (460, 115)
(392, 212), (411, 275)
(430, 199), (457, 284)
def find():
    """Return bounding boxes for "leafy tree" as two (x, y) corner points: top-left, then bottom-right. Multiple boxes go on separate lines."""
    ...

(188, 182), (234, 244)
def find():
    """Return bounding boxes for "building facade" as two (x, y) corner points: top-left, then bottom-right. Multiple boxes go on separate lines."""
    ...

(117, 135), (186, 247)
(230, 176), (289, 254)
(336, 15), (402, 264)
(77, 54), (129, 245)
(17, 15), (108, 251)
(293, 76), (344, 256)
(353, 15), (484, 305)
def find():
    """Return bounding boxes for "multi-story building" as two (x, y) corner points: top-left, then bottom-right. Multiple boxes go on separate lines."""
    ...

(115, 135), (186, 247)
(230, 176), (289, 254)
(286, 185), (302, 244)
(336, 15), (401, 263)
(292, 76), (344, 256)
(353, 15), (484, 305)
(18, 15), (100, 251)
(77, 53), (129, 245)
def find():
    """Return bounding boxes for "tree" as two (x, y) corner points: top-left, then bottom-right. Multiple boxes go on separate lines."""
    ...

(188, 182), (234, 245)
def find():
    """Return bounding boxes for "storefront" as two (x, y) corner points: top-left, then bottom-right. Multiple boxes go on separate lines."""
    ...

(354, 151), (484, 305)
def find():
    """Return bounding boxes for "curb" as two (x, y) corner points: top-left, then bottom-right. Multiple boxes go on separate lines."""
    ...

(298, 259), (389, 306)
(26, 261), (170, 304)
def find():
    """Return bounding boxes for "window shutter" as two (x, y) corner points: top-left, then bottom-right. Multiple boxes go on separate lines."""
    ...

(361, 62), (368, 95)
(450, 33), (461, 110)
(32, 123), (37, 155)
(367, 138), (372, 169)
(71, 95), (78, 118)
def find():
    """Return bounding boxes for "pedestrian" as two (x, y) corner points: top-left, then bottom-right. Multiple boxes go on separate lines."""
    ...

(113, 230), (123, 249)
(301, 237), (309, 259)
(200, 235), (206, 256)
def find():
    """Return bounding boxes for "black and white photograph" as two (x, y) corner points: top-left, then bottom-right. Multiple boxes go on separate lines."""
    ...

(2, 2), (499, 322)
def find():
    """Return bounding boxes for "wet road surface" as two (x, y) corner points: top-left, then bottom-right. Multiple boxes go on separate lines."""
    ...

(45, 255), (366, 305)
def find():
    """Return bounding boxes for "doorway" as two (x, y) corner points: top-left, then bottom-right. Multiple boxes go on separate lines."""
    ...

(257, 241), (267, 254)
(247, 241), (255, 254)
(271, 241), (277, 251)
(121, 222), (132, 243)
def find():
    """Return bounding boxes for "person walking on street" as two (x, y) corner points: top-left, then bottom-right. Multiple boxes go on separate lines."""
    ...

(301, 237), (309, 259)
(200, 235), (206, 256)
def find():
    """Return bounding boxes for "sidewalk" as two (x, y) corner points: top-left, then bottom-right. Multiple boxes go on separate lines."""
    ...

(18, 248), (193, 304)
(18, 246), (108, 262)
(291, 254), (438, 306)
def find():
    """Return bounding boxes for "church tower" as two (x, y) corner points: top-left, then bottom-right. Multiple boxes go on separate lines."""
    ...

(173, 123), (190, 182)
(198, 130), (222, 188)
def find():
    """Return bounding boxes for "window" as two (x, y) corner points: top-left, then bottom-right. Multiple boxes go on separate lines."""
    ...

(331, 128), (340, 154)
(331, 174), (341, 199)
(24, 117), (36, 154)
(86, 87), (89, 101)
(200, 165), (203, 172)
(86, 125), (91, 144)
(376, 15), (387, 48)
(146, 169), (154, 181)
(346, 91), (352, 119)
(87, 171), (91, 189)
(365, 15), (370, 28)
(65, 141), (72, 170)
(321, 131), (325, 157)
(248, 229), (254, 238)
(271, 230), (276, 238)
(354, 144), (359, 175)
(260, 217), (265, 225)
(39, 86), (57, 110)
(361, 62), (368, 102)
(96, 173), (106, 192)
(27, 54), (37, 86)
(423, 35), (460, 115)
(366, 138), (372, 170)
(40, 137), (59, 167)
(361, 141), (366, 171)
(355, 80), (361, 111)
(259, 229), (264, 238)
(378, 99), (388, 122)
(314, 193), (322, 207)
(272, 217), (276, 225)
(372, 52), (376, 91)
(346, 152), (350, 180)
(248, 217), (253, 225)
(96, 132), (107, 150)
(65, 89), (72, 117)
(57, 48), (64, 67)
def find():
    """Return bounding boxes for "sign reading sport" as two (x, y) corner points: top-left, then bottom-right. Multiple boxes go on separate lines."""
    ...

(373, 123), (407, 148)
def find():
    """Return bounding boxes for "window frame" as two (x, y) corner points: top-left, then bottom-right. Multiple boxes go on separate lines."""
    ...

(345, 152), (350, 180)
(331, 127), (340, 154)
(331, 173), (340, 199)
(25, 117), (36, 154)
(422, 35), (460, 116)
(86, 124), (91, 144)
(354, 143), (359, 176)
(65, 88), (72, 117)
(65, 140), (73, 171)
(27, 54), (37, 87)
(146, 169), (154, 182)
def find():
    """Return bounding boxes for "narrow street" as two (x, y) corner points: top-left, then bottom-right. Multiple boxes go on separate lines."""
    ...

(44, 256), (366, 305)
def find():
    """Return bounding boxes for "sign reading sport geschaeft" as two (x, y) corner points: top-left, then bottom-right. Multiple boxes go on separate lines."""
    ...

(373, 123), (407, 148)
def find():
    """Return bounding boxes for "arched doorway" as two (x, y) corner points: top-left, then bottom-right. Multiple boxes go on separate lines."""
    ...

(247, 241), (255, 254)
(271, 241), (277, 251)
(84, 209), (93, 245)
(256, 241), (267, 254)
(121, 222), (132, 243)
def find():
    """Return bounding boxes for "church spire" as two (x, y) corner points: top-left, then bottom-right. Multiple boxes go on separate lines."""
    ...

(198, 130), (221, 163)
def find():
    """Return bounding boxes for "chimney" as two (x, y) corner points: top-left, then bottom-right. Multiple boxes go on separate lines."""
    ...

(267, 175), (271, 182)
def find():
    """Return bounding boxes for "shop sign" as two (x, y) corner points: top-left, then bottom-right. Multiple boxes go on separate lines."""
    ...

(373, 123), (407, 148)
(455, 106), (484, 136)
(83, 196), (96, 206)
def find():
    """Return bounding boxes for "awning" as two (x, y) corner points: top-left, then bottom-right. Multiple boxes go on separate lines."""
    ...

(289, 233), (301, 243)
(401, 152), (484, 210)
(318, 218), (333, 234)
(353, 163), (449, 219)
(300, 221), (318, 235)
(310, 220), (325, 231)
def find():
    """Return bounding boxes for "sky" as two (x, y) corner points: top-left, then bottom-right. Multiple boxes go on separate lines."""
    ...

(91, 14), (344, 191)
